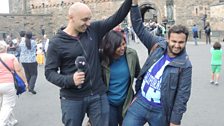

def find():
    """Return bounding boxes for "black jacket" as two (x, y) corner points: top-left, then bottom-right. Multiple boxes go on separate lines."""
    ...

(45, 0), (132, 99)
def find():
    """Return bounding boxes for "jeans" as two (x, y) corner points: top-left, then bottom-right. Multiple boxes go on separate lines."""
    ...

(193, 37), (198, 45)
(109, 103), (123, 126)
(61, 93), (109, 126)
(122, 97), (167, 126)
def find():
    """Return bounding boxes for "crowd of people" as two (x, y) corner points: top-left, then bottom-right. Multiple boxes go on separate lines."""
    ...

(0, 31), (50, 125)
(0, 0), (222, 125)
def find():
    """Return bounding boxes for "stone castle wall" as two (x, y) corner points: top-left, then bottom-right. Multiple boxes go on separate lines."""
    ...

(2, 0), (224, 41)
(0, 13), (53, 40)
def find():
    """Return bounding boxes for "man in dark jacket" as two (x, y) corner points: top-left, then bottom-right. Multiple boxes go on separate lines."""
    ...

(122, 0), (192, 126)
(45, 1), (132, 126)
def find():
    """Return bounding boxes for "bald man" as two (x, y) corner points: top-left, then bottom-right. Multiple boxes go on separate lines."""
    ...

(45, 0), (132, 126)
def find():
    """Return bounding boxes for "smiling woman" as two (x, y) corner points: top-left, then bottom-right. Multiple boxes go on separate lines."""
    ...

(0, 0), (9, 13)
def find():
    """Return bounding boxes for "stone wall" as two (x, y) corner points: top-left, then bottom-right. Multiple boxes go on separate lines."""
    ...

(210, 3), (224, 41)
(9, 0), (24, 14)
(29, 0), (126, 34)
(0, 13), (52, 40)
(140, 0), (166, 23)
(5, 0), (224, 42)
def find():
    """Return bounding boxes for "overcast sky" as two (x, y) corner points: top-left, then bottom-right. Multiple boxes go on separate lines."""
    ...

(0, 0), (9, 13)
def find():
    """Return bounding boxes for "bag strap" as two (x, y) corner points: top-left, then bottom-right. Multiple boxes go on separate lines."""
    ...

(0, 57), (14, 74)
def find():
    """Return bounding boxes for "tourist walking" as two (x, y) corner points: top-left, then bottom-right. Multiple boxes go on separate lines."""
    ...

(19, 31), (38, 94)
(0, 40), (27, 126)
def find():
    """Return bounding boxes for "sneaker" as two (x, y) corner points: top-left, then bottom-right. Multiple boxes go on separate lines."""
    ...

(11, 120), (18, 126)
(215, 82), (219, 85)
(29, 90), (37, 94)
(210, 80), (214, 84)
(7, 119), (18, 126)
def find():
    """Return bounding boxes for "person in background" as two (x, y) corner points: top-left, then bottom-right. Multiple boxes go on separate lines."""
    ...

(42, 34), (49, 57)
(130, 26), (136, 43)
(0, 40), (27, 126)
(210, 42), (222, 85)
(192, 24), (198, 45)
(155, 23), (165, 37)
(123, 26), (130, 44)
(122, 0), (192, 125)
(44, 0), (132, 125)
(36, 40), (45, 65)
(19, 31), (38, 94)
(100, 30), (140, 126)
(204, 22), (211, 45)
(19, 31), (26, 42)
(7, 40), (18, 57)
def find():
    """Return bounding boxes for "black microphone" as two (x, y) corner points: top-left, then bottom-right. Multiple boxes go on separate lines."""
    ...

(75, 56), (86, 88)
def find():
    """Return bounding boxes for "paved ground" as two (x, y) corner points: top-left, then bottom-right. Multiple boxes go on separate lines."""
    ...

(14, 40), (224, 126)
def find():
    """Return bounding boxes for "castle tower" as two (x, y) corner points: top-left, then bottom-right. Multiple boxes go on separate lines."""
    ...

(8, 0), (27, 14)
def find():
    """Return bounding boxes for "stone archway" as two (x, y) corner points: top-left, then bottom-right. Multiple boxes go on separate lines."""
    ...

(140, 3), (158, 23)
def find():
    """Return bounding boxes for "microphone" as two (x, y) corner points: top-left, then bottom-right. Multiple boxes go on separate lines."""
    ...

(75, 56), (86, 88)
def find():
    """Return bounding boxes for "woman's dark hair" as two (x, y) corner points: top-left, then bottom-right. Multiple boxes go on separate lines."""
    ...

(9, 41), (13, 47)
(213, 42), (221, 50)
(19, 31), (26, 37)
(25, 31), (32, 50)
(100, 30), (125, 64)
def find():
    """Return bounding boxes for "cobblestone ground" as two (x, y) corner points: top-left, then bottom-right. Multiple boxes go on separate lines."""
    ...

(14, 39), (224, 126)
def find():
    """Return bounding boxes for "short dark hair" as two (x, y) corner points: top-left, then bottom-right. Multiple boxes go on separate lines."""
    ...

(168, 25), (189, 41)
(100, 30), (125, 64)
(213, 42), (221, 50)
(19, 31), (26, 37)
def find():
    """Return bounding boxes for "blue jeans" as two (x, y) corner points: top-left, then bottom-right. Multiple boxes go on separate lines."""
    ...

(193, 37), (198, 45)
(60, 93), (109, 126)
(122, 97), (167, 126)
(109, 103), (123, 126)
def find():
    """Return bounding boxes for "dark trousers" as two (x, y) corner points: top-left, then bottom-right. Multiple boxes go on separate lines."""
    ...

(109, 103), (123, 126)
(22, 62), (38, 90)
(206, 34), (211, 44)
